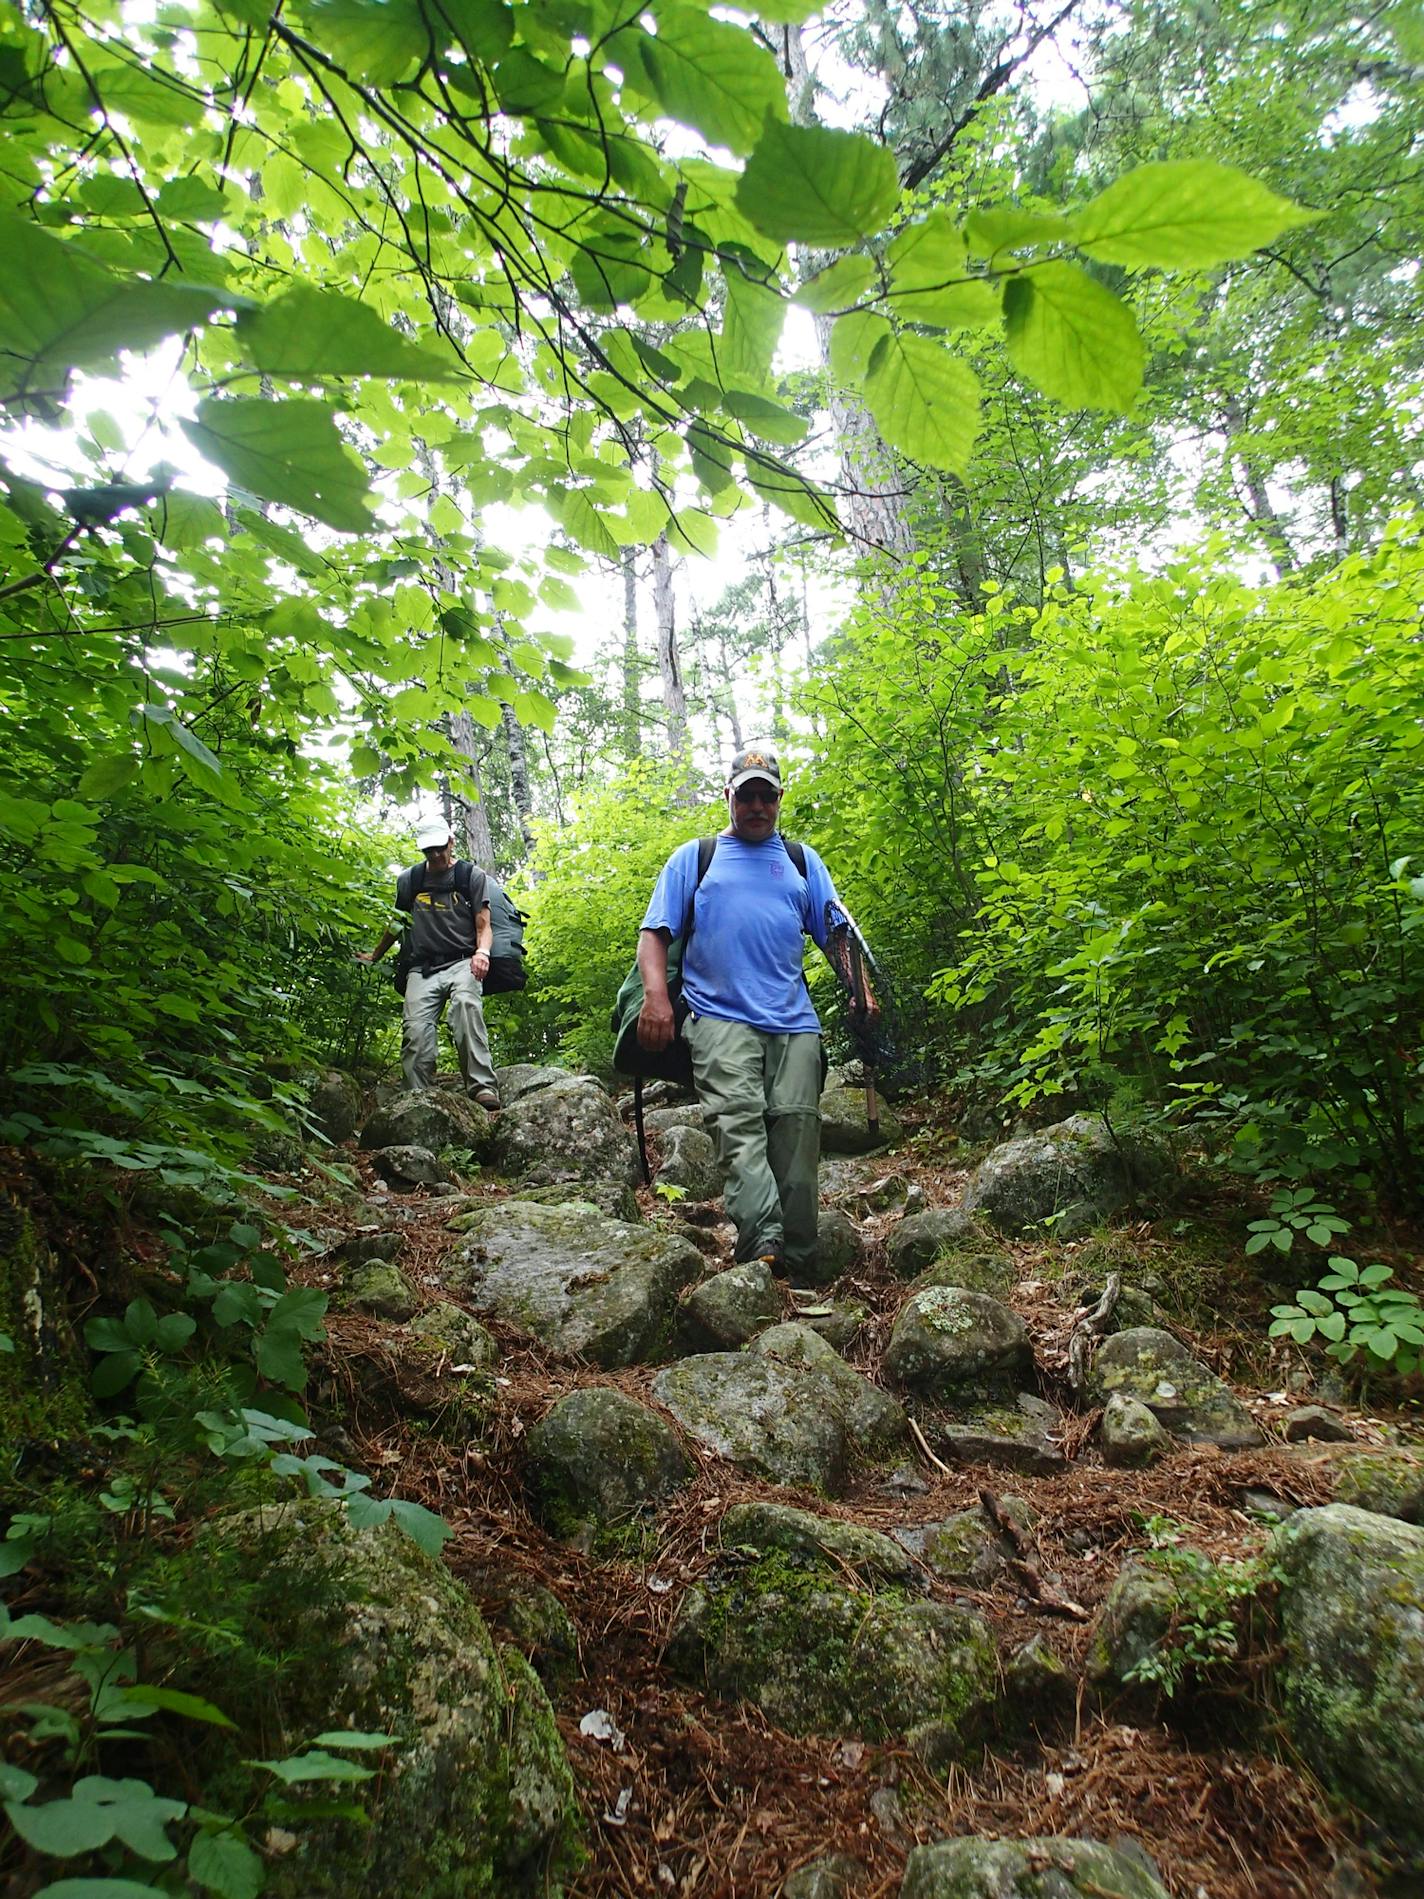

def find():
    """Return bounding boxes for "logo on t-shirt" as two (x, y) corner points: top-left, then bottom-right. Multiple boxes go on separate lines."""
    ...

(770, 863), (784, 879)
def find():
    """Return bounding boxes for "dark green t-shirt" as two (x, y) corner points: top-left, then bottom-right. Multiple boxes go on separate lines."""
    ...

(395, 862), (489, 974)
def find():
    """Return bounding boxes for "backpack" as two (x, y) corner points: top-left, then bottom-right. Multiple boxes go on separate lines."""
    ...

(609, 835), (807, 1179)
(393, 861), (528, 997)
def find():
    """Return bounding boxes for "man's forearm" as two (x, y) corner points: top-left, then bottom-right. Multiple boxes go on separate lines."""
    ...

(638, 928), (671, 999)
(368, 928), (398, 961)
(476, 913), (493, 957)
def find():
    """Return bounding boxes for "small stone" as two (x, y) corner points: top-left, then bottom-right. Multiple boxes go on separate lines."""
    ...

(883, 1286), (1032, 1397)
(496, 1064), (576, 1103)
(902, 1837), (1171, 1899)
(887, 1209), (999, 1282)
(677, 1260), (781, 1352)
(642, 1103), (706, 1135)
(306, 1069), (363, 1144)
(781, 1853), (860, 1899)
(1088, 1327), (1263, 1449)
(652, 1353), (850, 1493)
(722, 1500), (915, 1583)
(370, 1145), (450, 1189)
(1086, 1560), (1178, 1695)
(1003, 1636), (1076, 1730)
(790, 1298), (865, 1352)
(341, 1261), (419, 1321)
(657, 1125), (720, 1202)
(1283, 1405), (1355, 1444)
(1100, 1392), (1172, 1468)
(1241, 1489), (1296, 1524)
(1330, 1447), (1424, 1524)
(894, 1505), (1014, 1587)
(819, 1085), (902, 1155)
(360, 1090), (495, 1157)
(335, 1230), (403, 1268)
(407, 1301), (498, 1369)
(805, 1207), (863, 1285)
(940, 1395), (1066, 1475)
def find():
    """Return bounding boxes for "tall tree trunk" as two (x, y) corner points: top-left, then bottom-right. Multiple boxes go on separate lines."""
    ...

(499, 699), (535, 861)
(651, 530), (692, 792)
(444, 708), (495, 868)
(1222, 397), (1298, 578)
(621, 548), (641, 759)
(942, 475), (988, 612)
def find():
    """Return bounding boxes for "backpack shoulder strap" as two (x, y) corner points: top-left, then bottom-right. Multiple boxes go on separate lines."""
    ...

(454, 860), (478, 903)
(683, 835), (719, 939)
(783, 838), (807, 878)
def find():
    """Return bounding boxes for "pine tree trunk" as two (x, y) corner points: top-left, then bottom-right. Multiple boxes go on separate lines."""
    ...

(621, 548), (641, 758)
(652, 531), (692, 786)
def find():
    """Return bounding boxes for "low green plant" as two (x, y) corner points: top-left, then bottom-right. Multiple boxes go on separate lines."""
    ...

(1270, 1257), (1424, 1378)
(1244, 1186), (1352, 1257)
(1124, 1521), (1281, 1700)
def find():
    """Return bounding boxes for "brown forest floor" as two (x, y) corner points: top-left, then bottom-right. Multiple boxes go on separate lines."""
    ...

(302, 1095), (1421, 1899)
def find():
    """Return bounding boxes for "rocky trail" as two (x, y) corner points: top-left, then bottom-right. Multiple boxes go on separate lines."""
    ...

(285, 1063), (1423, 1899)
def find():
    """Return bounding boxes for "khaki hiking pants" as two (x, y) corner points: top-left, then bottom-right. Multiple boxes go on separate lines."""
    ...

(402, 962), (498, 1097)
(683, 1013), (821, 1276)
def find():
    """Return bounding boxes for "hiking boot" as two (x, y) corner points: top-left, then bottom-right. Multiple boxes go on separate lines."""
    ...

(473, 1088), (501, 1111)
(756, 1252), (784, 1275)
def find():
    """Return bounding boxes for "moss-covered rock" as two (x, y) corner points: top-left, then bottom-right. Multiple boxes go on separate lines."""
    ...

(371, 1144), (451, 1189)
(960, 1113), (1170, 1238)
(893, 1501), (1029, 1587)
(1002, 1637), (1077, 1734)
(1087, 1327), (1263, 1449)
(939, 1396), (1066, 1475)
(819, 1084), (903, 1155)
(524, 1387), (692, 1537)
(447, 1201), (701, 1366)
(306, 1069), (363, 1145)
(1330, 1447), (1424, 1523)
(751, 1321), (907, 1456)
(1085, 1559), (1178, 1696)
(194, 1502), (581, 1896)
(805, 1207), (863, 1286)
(889, 1213), (1010, 1290)
(667, 1542), (996, 1745)
(493, 1076), (639, 1208)
(652, 1353), (850, 1493)
(496, 1064), (579, 1103)
(901, 1836), (1171, 1898)
(466, 1566), (580, 1695)
(1272, 1502), (1424, 1843)
(360, 1090), (497, 1158)
(789, 1298), (866, 1353)
(340, 1260), (419, 1321)
(883, 1287), (1032, 1397)
(677, 1259), (782, 1352)
(722, 1500), (916, 1584)
(657, 1125), (721, 1202)
(782, 1853), (861, 1898)
(407, 1301), (499, 1370)
(1100, 1392), (1172, 1469)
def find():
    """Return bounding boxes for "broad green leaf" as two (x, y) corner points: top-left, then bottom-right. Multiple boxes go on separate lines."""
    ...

(668, 508), (718, 557)
(345, 1494), (451, 1555)
(792, 256), (875, 314)
(77, 756), (140, 800)
(490, 47), (566, 114)
(736, 119), (897, 245)
(745, 457), (840, 534)
(182, 398), (375, 533)
(827, 310), (890, 385)
(237, 286), (461, 381)
(292, 0), (426, 83)
(251, 1750), (373, 1784)
(0, 1763), (37, 1800)
(153, 493), (226, 550)
(0, 216), (231, 386)
(187, 1830), (262, 1899)
(310, 1730), (398, 1749)
(553, 490), (621, 558)
(626, 11), (785, 157)
(1073, 160), (1315, 268)
(33, 1883), (168, 1898)
(718, 268), (784, 386)
(963, 207), (1071, 257)
(886, 214), (1000, 328)
(5, 1799), (114, 1857)
(721, 389), (806, 445)
(119, 1685), (235, 1728)
(1003, 263), (1143, 413)
(85, 60), (203, 127)
(570, 233), (652, 312)
(862, 332), (981, 474)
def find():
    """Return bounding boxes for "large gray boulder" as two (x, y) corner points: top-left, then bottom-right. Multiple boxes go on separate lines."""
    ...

(678, 1259), (782, 1352)
(667, 1527), (995, 1746)
(447, 1201), (701, 1366)
(1087, 1327), (1263, 1449)
(1330, 1447), (1424, 1523)
(306, 1068), (363, 1144)
(884, 1286), (1032, 1397)
(525, 1387), (693, 1537)
(652, 1353), (850, 1493)
(751, 1321), (907, 1456)
(656, 1124), (721, 1202)
(360, 1089), (495, 1157)
(1273, 1503), (1424, 1842)
(496, 1063), (578, 1103)
(961, 1113), (1168, 1237)
(493, 1076), (639, 1214)
(196, 1504), (580, 1896)
(901, 1838), (1170, 1899)
(644, 1103), (706, 1135)
(819, 1083), (902, 1155)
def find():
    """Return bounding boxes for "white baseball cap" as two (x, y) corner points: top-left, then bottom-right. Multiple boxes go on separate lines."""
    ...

(415, 819), (452, 850)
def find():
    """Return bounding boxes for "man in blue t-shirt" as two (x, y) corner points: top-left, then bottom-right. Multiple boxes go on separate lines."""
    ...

(636, 744), (873, 1278)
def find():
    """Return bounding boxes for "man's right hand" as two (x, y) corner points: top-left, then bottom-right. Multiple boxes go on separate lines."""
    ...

(353, 951), (377, 965)
(636, 994), (676, 1052)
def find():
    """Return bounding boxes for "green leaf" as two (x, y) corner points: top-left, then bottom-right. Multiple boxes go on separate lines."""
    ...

(0, 1763), (37, 1801)
(862, 332), (982, 475)
(182, 398), (375, 533)
(828, 310), (890, 385)
(292, 0), (426, 83)
(1003, 262), (1143, 413)
(238, 285), (461, 382)
(34, 1883), (169, 1898)
(345, 1494), (451, 1555)
(310, 1730), (398, 1749)
(1073, 160), (1315, 269)
(791, 256), (875, 315)
(118, 1685), (235, 1728)
(963, 206), (1071, 257)
(736, 118), (898, 245)
(626, 11), (786, 158)
(187, 1830), (263, 1899)
(0, 215), (231, 386)
(251, 1750), (374, 1785)
(718, 268), (784, 386)
(885, 214), (999, 328)
(5, 1796), (116, 1856)
(76, 754), (140, 801)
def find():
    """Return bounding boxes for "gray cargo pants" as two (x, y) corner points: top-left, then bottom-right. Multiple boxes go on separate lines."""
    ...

(402, 961), (498, 1097)
(683, 1012), (821, 1276)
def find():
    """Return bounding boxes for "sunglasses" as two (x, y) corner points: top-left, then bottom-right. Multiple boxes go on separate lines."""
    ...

(733, 783), (781, 805)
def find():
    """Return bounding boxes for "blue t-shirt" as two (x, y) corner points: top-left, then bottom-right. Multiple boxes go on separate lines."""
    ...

(640, 832), (841, 1035)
